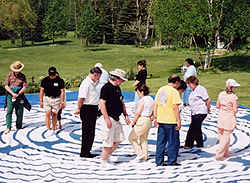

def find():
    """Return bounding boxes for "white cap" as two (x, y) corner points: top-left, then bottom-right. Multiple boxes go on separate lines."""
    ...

(226, 79), (240, 87)
(95, 63), (103, 68)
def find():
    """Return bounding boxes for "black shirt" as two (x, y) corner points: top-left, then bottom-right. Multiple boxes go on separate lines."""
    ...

(41, 76), (65, 97)
(135, 69), (147, 85)
(100, 82), (123, 121)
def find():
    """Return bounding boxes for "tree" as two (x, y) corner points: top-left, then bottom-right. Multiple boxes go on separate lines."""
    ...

(43, 0), (68, 44)
(75, 3), (100, 51)
(0, 0), (36, 46)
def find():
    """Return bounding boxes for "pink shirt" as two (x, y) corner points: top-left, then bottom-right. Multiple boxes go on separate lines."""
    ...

(217, 91), (238, 130)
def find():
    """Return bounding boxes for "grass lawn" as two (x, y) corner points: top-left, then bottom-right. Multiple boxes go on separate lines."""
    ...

(0, 32), (250, 107)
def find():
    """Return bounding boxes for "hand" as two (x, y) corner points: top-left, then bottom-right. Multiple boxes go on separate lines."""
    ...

(59, 103), (64, 109)
(208, 109), (211, 114)
(74, 108), (80, 115)
(12, 93), (18, 99)
(105, 118), (112, 129)
(175, 121), (181, 130)
(40, 102), (43, 108)
(125, 115), (131, 125)
(154, 119), (158, 127)
(131, 123), (136, 128)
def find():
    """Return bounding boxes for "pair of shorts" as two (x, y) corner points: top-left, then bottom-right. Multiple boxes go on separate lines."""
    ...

(99, 116), (125, 147)
(43, 96), (61, 113)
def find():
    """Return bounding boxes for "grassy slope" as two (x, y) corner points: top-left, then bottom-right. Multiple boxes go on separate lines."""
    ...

(0, 33), (249, 107)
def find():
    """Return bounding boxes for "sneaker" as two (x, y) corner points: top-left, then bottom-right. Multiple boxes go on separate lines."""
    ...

(134, 154), (145, 161)
(45, 130), (53, 137)
(107, 155), (115, 165)
(101, 160), (116, 168)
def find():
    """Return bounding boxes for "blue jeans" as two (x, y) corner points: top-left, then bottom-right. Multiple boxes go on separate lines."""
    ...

(133, 92), (140, 113)
(156, 123), (180, 166)
(181, 86), (192, 106)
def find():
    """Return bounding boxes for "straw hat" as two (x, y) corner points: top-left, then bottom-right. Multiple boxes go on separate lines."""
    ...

(10, 61), (24, 72)
(110, 69), (128, 81)
(95, 63), (103, 68)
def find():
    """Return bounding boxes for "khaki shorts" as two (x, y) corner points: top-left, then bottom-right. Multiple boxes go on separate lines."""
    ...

(100, 116), (125, 147)
(43, 96), (61, 113)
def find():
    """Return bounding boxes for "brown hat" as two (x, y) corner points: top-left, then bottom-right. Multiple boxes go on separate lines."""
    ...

(10, 61), (24, 72)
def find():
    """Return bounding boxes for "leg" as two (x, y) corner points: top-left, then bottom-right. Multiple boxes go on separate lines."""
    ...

(133, 92), (140, 113)
(51, 112), (58, 131)
(195, 114), (207, 147)
(102, 146), (112, 161)
(140, 129), (150, 161)
(5, 95), (15, 132)
(15, 96), (24, 129)
(57, 109), (62, 129)
(128, 129), (143, 156)
(167, 124), (180, 165)
(45, 110), (52, 131)
(155, 123), (168, 166)
(184, 116), (196, 148)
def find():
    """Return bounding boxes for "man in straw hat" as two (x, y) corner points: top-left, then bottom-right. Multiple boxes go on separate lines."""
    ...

(99, 69), (131, 166)
(40, 67), (65, 137)
(4, 61), (28, 134)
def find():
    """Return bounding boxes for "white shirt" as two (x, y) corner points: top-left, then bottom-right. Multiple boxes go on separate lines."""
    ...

(78, 76), (99, 105)
(184, 65), (197, 81)
(140, 96), (154, 116)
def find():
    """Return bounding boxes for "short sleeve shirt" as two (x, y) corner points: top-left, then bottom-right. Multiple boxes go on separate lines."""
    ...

(189, 85), (209, 115)
(155, 85), (182, 124)
(100, 82), (123, 121)
(135, 69), (147, 85)
(4, 72), (28, 88)
(217, 91), (238, 130)
(41, 76), (65, 97)
(78, 76), (99, 105)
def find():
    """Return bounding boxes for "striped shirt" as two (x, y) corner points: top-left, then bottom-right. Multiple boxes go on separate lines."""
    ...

(4, 72), (28, 88)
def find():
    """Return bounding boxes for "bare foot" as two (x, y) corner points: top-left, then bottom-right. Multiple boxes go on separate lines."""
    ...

(4, 129), (11, 134)
(58, 124), (62, 129)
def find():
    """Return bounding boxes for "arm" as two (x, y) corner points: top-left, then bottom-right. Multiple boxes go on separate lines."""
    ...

(153, 102), (158, 127)
(132, 99), (144, 127)
(99, 99), (112, 129)
(18, 86), (27, 95)
(233, 99), (238, 114)
(39, 87), (45, 108)
(74, 98), (85, 115)
(59, 88), (65, 109)
(206, 97), (211, 114)
(122, 100), (131, 125)
(5, 85), (19, 99)
(173, 104), (181, 130)
(216, 98), (220, 109)
(133, 80), (140, 87)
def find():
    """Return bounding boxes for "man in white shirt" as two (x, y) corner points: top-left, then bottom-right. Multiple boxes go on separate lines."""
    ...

(74, 67), (102, 158)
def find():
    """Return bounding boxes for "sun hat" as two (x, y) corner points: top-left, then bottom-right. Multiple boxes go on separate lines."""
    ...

(95, 63), (103, 68)
(109, 69), (128, 81)
(48, 67), (57, 76)
(10, 61), (24, 72)
(226, 79), (240, 87)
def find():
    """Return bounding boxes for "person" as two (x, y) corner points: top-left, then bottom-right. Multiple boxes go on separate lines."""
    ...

(40, 67), (65, 137)
(56, 71), (66, 129)
(164, 80), (187, 155)
(133, 60), (147, 113)
(74, 67), (102, 158)
(128, 83), (154, 161)
(154, 74), (182, 166)
(4, 61), (28, 134)
(184, 76), (211, 149)
(94, 63), (109, 96)
(215, 79), (240, 161)
(182, 58), (197, 106)
(99, 69), (131, 166)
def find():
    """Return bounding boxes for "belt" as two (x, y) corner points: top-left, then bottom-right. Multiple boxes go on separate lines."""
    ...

(45, 95), (60, 99)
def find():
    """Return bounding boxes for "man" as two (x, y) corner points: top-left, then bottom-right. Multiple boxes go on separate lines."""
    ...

(94, 63), (109, 96)
(40, 67), (65, 137)
(154, 74), (182, 166)
(74, 67), (102, 158)
(99, 69), (131, 166)
(4, 61), (28, 134)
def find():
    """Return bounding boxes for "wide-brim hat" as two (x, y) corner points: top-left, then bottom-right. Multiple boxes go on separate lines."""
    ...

(110, 69), (128, 81)
(10, 61), (24, 72)
(226, 79), (240, 87)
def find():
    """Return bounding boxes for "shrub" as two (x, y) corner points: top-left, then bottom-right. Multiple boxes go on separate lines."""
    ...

(126, 68), (135, 81)
(0, 82), (6, 95)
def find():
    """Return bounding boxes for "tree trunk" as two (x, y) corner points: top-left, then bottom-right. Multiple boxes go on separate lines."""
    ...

(20, 32), (24, 47)
(191, 33), (203, 67)
(158, 35), (162, 47)
(74, 0), (77, 37)
(86, 39), (89, 51)
(103, 33), (105, 44)
(145, 0), (153, 42)
(151, 23), (154, 39)
(204, 44), (211, 69)
(189, 35), (192, 50)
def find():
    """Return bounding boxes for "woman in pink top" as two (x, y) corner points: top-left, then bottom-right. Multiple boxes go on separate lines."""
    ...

(215, 79), (240, 161)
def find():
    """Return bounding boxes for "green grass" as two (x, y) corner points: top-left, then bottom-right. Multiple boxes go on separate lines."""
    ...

(1, 32), (250, 107)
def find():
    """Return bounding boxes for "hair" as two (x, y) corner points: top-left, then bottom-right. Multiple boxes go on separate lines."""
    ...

(185, 58), (194, 65)
(168, 74), (181, 83)
(226, 86), (234, 94)
(109, 74), (120, 81)
(177, 80), (187, 91)
(186, 75), (199, 85)
(90, 67), (102, 74)
(137, 59), (146, 68)
(135, 83), (150, 95)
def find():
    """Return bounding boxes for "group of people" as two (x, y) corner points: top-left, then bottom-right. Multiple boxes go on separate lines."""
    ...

(3, 59), (240, 167)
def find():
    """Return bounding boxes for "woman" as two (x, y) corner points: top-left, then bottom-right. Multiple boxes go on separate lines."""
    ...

(184, 76), (210, 149)
(182, 58), (197, 106)
(215, 79), (240, 161)
(128, 83), (154, 161)
(133, 60), (147, 113)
